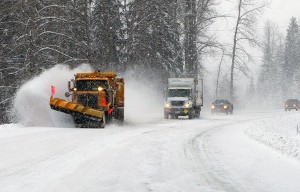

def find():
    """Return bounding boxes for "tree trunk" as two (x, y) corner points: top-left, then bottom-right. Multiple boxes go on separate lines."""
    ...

(230, 0), (242, 102)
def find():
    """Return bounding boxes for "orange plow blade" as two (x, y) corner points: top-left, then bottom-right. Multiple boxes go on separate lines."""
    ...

(50, 97), (105, 123)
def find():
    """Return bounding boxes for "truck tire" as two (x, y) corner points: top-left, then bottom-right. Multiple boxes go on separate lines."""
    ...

(72, 115), (85, 127)
(188, 113), (193, 119)
(114, 108), (124, 123)
(194, 109), (200, 119)
(99, 121), (105, 128)
(195, 112), (200, 119)
(164, 112), (169, 119)
(106, 112), (112, 124)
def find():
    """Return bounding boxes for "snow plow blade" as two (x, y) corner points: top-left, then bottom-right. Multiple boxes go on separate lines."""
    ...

(50, 97), (105, 123)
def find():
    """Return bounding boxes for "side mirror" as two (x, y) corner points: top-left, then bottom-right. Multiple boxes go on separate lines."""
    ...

(68, 81), (71, 91)
(65, 92), (71, 98)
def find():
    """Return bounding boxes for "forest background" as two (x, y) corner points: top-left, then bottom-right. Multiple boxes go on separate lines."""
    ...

(1, 0), (300, 124)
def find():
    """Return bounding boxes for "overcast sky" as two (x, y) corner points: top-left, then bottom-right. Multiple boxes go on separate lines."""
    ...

(204, 0), (300, 100)
(263, 0), (300, 32)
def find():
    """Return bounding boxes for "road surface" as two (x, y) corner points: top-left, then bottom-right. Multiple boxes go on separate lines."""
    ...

(1, 111), (300, 192)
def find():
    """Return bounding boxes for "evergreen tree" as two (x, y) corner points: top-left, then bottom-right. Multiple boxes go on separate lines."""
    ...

(93, 0), (124, 71)
(127, 0), (183, 86)
(283, 17), (300, 97)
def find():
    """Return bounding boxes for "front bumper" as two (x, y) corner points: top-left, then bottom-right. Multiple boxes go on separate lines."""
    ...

(164, 107), (192, 116)
(211, 108), (230, 113)
(285, 106), (299, 110)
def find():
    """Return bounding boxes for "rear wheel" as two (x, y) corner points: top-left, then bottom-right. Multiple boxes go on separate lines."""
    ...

(114, 108), (124, 124)
(188, 112), (193, 119)
(195, 109), (200, 119)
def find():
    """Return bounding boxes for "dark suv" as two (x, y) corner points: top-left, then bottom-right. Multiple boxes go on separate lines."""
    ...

(285, 99), (300, 111)
(211, 99), (233, 115)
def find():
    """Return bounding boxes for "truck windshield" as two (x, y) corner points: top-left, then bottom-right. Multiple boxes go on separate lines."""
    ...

(76, 80), (108, 91)
(168, 89), (191, 97)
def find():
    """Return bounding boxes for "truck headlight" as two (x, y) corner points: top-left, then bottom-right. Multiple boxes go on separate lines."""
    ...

(211, 105), (215, 109)
(98, 87), (104, 91)
(184, 101), (192, 108)
(165, 102), (170, 108)
(224, 105), (228, 109)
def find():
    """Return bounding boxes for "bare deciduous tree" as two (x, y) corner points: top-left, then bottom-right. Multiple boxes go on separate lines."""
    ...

(229, 0), (267, 101)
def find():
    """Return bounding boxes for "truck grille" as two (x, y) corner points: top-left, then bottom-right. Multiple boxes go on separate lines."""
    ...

(171, 101), (184, 106)
(77, 94), (98, 109)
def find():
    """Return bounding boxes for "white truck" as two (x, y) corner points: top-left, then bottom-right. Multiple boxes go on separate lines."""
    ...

(164, 78), (203, 119)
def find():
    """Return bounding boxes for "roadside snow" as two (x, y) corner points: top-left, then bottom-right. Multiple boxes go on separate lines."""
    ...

(245, 111), (300, 160)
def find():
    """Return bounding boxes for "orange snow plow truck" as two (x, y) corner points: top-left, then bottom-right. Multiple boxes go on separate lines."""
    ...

(50, 71), (124, 128)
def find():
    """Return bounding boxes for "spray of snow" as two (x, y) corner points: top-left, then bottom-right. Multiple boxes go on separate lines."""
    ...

(125, 78), (163, 124)
(123, 65), (165, 124)
(12, 64), (92, 127)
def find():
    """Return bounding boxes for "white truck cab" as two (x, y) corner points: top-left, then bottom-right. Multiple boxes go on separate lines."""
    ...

(164, 78), (203, 119)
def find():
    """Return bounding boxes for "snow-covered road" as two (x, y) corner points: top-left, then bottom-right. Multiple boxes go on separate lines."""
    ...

(1, 111), (300, 192)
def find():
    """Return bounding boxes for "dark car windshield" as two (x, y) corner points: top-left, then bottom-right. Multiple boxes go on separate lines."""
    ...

(214, 99), (229, 104)
(286, 99), (299, 103)
(76, 80), (108, 91)
(168, 89), (191, 97)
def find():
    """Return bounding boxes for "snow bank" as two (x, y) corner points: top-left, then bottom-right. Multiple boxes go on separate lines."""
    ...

(245, 113), (300, 160)
(12, 64), (92, 127)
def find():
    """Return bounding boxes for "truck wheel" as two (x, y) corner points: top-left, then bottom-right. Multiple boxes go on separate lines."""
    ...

(99, 121), (105, 128)
(72, 115), (84, 126)
(106, 113), (112, 124)
(164, 112), (169, 119)
(115, 108), (124, 124)
(188, 113), (193, 119)
(195, 110), (200, 119)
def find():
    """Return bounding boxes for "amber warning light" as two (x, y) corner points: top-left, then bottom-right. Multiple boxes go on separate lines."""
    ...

(51, 85), (56, 96)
